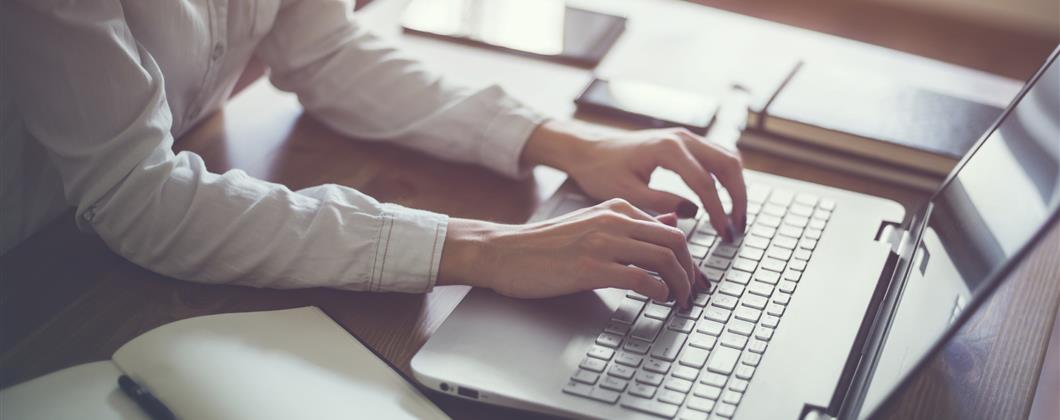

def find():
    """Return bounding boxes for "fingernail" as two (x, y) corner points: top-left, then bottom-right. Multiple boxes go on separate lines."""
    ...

(676, 200), (698, 219)
(657, 212), (678, 227)
(725, 222), (738, 243)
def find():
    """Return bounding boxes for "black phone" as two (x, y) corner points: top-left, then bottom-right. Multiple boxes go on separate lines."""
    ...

(574, 79), (718, 134)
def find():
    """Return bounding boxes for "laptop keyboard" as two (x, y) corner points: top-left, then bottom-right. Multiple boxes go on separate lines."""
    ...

(562, 184), (836, 419)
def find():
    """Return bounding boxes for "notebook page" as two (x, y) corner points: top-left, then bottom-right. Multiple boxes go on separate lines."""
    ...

(112, 307), (449, 420)
(0, 361), (150, 420)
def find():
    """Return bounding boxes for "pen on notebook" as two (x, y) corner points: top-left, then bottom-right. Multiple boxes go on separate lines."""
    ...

(118, 375), (177, 420)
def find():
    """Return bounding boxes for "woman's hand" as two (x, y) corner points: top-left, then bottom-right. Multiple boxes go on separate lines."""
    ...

(437, 199), (705, 309)
(521, 120), (748, 241)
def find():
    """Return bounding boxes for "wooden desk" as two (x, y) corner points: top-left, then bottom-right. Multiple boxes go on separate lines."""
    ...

(2, 1), (1055, 419)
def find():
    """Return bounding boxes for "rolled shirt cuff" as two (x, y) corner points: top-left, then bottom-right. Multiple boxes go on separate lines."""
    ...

(475, 86), (547, 179)
(360, 203), (449, 293)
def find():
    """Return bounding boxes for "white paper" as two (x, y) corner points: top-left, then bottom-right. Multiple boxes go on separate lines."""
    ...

(112, 307), (449, 420)
(0, 360), (150, 420)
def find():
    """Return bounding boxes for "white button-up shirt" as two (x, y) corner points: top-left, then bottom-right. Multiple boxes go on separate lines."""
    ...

(1, 0), (544, 292)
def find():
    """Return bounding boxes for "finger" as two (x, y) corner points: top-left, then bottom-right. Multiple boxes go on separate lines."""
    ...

(653, 139), (732, 241)
(607, 237), (692, 308)
(623, 218), (697, 300)
(655, 212), (677, 227)
(622, 183), (699, 218)
(599, 264), (670, 302)
(678, 131), (749, 234)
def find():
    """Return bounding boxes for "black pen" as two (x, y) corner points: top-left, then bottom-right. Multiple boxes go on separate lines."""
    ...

(118, 374), (177, 420)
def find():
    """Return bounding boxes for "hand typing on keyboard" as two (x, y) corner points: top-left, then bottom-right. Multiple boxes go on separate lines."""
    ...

(438, 199), (704, 308)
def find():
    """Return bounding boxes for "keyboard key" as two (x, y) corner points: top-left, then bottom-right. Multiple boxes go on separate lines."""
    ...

(600, 376), (629, 392)
(644, 358), (673, 374)
(588, 387), (621, 404)
(741, 352), (762, 367)
(676, 305), (704, 319)
(769, 190), (794, 206)
(605, 322), (630, 336)
(613, 299), (645, 324)
(696, 220), (718, 235)
(711, 295), (738, 310)
(728, 319), (755, 336)
(713, 244), (739, 258)
(808, 219), (827, 231)
(812, 208), (831, 220)
(750, 225), (776, 239)
(665, 377), (694, 393)
(563, 381), (594, 398)
(804, 228), (823, 240)
(689, 232), (717, 247)
(688, 332), (717, 350)
(772, 236), (798, 250)
(748, 185), (771, 203)
(588, 345), (614, 360)
(756, 215), (781, 228)
(596, 332), (623, 348)
(783, 269), (803, 282)
(703, 307), (731, 324)
(700, 372), (727, 387)
(739, 247), (765, 261)
(735, 365), (756, 380)
(692, 292), (711, 307)
(679, 347), (710, 368)
(707, 346), (741, 374)
(692, 383), (723, 400)
(620, 394), (678, 418)
(627, 384), (658, 399)
(798, 239), (818, 250)
(777, 225), (803, 239)
(747, 282), (774, 297)
(820, 199), (836, 211)
(722, 390), (743, 405)
(774, 293), (792, 306)
(742, 295), (768, 310)
(686, 396), (716, 414)
(658, 389), (687, 406)
(778, 281), (797, 294)
(572, 369), (600, 384)
(795, 193), (818, 206)
(760, 258), (785, 272)
(609, 364), (636, 380)
(790, 259), (808, 271)
(718, 281), (745, 297)
(761, 315), (780, 328)
(724, 270), (752, 285)
(615, 352), (644, 367)
(624, 339), (651, 355)
(668, 318), (696, 333)
(580, 357), (607, 372)
(704, 256), (731, 270)
(627, 290), (650, 301)
(679, 407), (710, 420)
(741, 236), (770, 251)
(755, 270), (781, 284)
(755, 326), (775, 341)
(784, 215), (809, 228)
(789, 204), (814, 218)
(636, 371), (665, 386)
(697, 319), (725, 336)
(729, 378), (749, 392)
(766, 303), (786, 317)
(749, 339), (768, 354)
(720, 332), (748, 349)
(631, 317), (665, 341)
(672, 365), (700, 381)
(687, 243), (710, 259)
(715, 402), (737, 418)
(793, 248), (813, 261)
(761, 203), (786, 217)
(644, 302), (673, 320)
(767, 246), (793, 261)
(731, 258), (759, 274)
(733, 307), (762, 323)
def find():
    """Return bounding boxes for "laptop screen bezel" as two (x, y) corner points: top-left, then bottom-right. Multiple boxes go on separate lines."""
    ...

(861, 47), (1060, 418)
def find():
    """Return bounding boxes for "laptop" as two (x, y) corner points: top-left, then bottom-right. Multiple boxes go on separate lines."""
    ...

(412, 48), (1060, 420)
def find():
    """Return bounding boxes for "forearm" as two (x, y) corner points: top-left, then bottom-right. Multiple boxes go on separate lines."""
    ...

(520, 119), (600, 173)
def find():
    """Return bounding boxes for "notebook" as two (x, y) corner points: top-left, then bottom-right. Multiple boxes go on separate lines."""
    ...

(0, 307), (450, 420)
(759, 62), (1004, 176)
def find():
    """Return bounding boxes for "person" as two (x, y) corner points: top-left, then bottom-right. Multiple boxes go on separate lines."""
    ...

(1, 0), (746, 310)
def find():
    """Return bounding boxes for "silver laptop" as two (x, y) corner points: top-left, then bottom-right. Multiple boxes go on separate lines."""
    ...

(412, 49), (1060, 420)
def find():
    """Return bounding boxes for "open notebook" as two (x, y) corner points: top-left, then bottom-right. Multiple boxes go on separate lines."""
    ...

(0, 307), (449, 420)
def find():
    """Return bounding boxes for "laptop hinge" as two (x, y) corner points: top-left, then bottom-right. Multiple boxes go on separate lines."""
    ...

(873, 221), (908, 254)
(801, 405), (836, 420)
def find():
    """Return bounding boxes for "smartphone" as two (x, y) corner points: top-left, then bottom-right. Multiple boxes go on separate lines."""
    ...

(574, 78), (718, 134)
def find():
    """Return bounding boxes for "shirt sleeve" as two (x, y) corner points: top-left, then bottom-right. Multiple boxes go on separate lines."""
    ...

(3, 0), (448, 293)
(255, 0), (547, 179)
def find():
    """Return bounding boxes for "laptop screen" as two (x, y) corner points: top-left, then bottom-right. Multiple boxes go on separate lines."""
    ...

(861, 53), (1060, 415)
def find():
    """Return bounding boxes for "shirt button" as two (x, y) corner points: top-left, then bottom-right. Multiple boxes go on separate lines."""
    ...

(211, 43), (224, 61)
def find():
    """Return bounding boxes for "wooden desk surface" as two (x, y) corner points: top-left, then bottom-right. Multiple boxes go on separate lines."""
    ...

(2, 1), (1055, 419)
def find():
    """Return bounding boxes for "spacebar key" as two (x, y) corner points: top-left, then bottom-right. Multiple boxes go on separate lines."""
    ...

(620, 395), (679, 418)
(706, 346), (740, 375)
